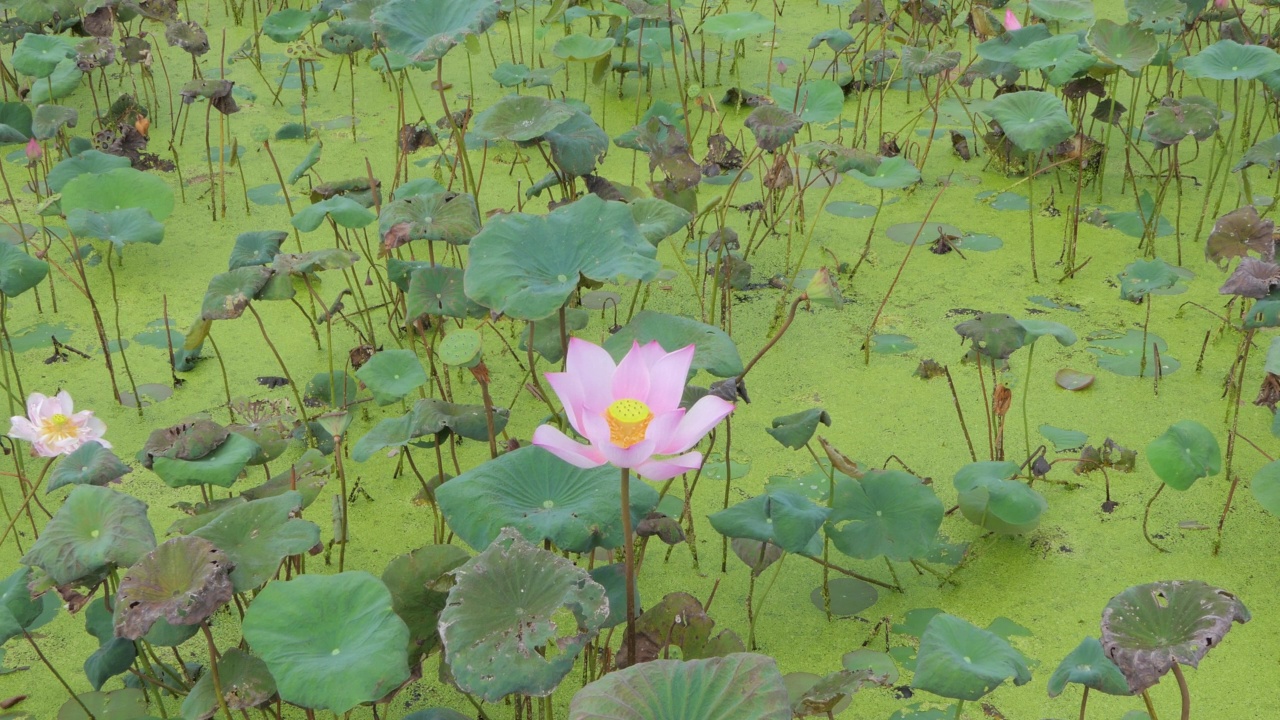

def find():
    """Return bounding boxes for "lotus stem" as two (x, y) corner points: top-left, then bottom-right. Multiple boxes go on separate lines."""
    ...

(245, 304), (308, 424)
(198, 623), (235, 720)
(747, 552), (785, 650)
(1142, 690), (1161, 720)
(739, 294), (804, 381)
(1077, 686), (1089, 720)
(25, 629), (95, 719)
(953, 699), (964, 719)
(619, 467), (637, 667)
(1143, 483), (1169, 553)
(334, 432), (349, 573)
(1171, 663), (1191, 720)
(104, 246), (142, 417)
(1216, 328), (1254, 555)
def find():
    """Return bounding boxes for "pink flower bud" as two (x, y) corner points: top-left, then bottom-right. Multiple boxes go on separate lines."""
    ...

(1005, 8), (1022, 31)
(776, 61), (788, 75)
(24, 138), (40, 163)
(1214, 0), (1229, 8)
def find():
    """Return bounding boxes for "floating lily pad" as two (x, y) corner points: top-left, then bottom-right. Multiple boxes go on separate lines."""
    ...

(440, 528), (608, 702)
(809, 577), (879, 617)
(242, 572), (411, 713)
(436, 446), (658, 552)
(870, 334), (916, 354)
(1100, 581), (1249, 693)
(1055, 368), (1095, 390)
(1040, 425), (1088, 451)
(826, 201), (877, 218)
(1087, 330), (1179, 377)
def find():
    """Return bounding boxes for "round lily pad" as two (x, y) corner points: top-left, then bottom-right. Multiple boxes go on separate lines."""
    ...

(809, 577), (878, 617)
(114, 536), (234, 640)
(1055, 368), (1095, 390)
(981, 91), (1074, 153)
(826, 201), (877, 219)
(437, 328), (482, 367)
(242, 571), (411, 713)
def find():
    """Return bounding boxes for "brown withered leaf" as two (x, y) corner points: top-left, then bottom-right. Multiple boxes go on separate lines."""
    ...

(1206, 205), (1276, 268)
(992, 384), (1012, 417)
(1256, 373), (1280, 411)
(763, 153), (794, 190)
(818, 436), (864, 479)
(1220, 256), (1280, 299)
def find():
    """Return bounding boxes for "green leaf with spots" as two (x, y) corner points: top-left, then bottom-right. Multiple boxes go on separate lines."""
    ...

(21, 485), (156, 586)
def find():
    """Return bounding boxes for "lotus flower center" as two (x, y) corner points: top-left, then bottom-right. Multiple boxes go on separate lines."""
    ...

(43, 414), (77, 441)
(605, 399), (652, 449)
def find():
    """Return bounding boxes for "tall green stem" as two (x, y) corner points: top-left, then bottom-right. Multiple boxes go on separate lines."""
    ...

(620, 467), (637, 667)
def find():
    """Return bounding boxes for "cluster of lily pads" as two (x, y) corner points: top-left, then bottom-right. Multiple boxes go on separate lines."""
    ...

(6, 0), (1280, 716)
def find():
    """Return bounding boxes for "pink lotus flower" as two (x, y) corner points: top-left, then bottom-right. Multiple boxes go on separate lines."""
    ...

(1005, 8), (1021, 31)
(24, 138), (40, 164)
(533, 339), (734, 481)
(8, 391), (110, 457)
(1214, 0), (1229, 7)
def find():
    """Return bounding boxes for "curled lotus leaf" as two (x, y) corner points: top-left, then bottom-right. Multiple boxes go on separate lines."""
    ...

(471, 95), (575, 142)
(912, 613), (1032, 701)
(618, 591), (745, 669)
(439, 528), (609, 701)
(114, 536), (234, 640)
(142, 419), (230, 468)
(1205, 205), (1275, 267)
(165, 20), (210, 55)
(1220, 256), (1280, 299)
(954, 313), (1028, 359)
(372, 0), (500, 63)
(1142, 96), (1220, 150)
(47, 441), (131, 493)
(180, 648), (277, 720)
(201, 266), (273, 320)
(1047, 637), (1131, 697)
(379, 192), (480, 247)
(1100, 581), (1250, 693)
(744, 105), (804, 152)
(568, 653), (791, 720)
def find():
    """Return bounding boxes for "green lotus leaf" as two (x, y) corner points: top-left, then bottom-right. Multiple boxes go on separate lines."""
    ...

(826, 470), (943, 561)
(1047, 637), (1130, 697)
(493, 62), (532, 87)
(1250, 458), (1280, 515)
(405, 264), (488, 320)
(12, 34), (75, 78)
(191, 492), (321, 593)
(1040, 424), (1088, 451)
(464, 194), (660, 320)
(585, 563), (639, 630)
(1011, 34), (1092, 77)
(614, 101), (684, 151)
(842, 649), (899, 685)
(709, 490), (830, 555)
(47, 441), (131, 493)
(604, 310), (744, 377)
(67, 208), (165, 251)
(982, 91), (1074, 152)
(1235, 133), (1280, 173)
(1143, 96), (1220, 149)
(114, 536), (233, 640)
(287, 142), (321, 184)
(242, 572), (409, 712)
(272, 248), (359, 275)
(0, 243), (50, 298)
(900, 46), (961, 78)
(200, 266), (272, 320)
(381, 544), (470, 665)
(22, 485), (157, 586)
(379, 192), (481, 247)
(141, 419), (229, 467)
(228, 230), (287, 269)
(953, 461), (1047, 535)
(629, 197), (693, 245)
(1179, 39), (1280, 81)
(83, 597), (137, 690)
(0, 102), (33, 144)
(545, 111), (609, 177)
(1030, 0), (1094, 22)
(291, 196), (376, 231)
(56, 688), (151, 720)
(744, 105), (804, 152)
(1018, 319), (1077, 346)
(352, 397), (509, 460)
(977, 25), (1052, 62)
(955, 313), (1028, 359)
(46, 150), (130, 193)
(701, 11), (774, 42)
(305, 371), (359, 407)
(61, 167), (175, 221)
(808, 29), (855, 53)
(180, 648), (277, 720)
(1100, 580), (1249, 693)
(372, 0), (499, 63)
(553, 34), (615, 61)
(912, 614), (1032, 701)
(262, 8), (314, 42)
(437, 446), (659, 552)
(568, 653), (791, 720)
(440, 528), (609, 701)
(1087, 19), (1157, 75)
(151, 432), (259, 489)
(787, 668), (878, 716)
(772, 79), (846, 124)
(0, 567), (44, 645)
(472, 95), (576, 142)
(845, 156), (921, 189)
(27, 58), (84, 104)
(32, 104), (77, 140)
(617, 591), (744, 666)
(355, 349), (427, 406)
(1086, 330), (1180, 376)
(520, 308), (588, 363)
(765, 408), (832, 450)
(1145, 420), (1220, 491)
(241, 450), (330, 508)
(1128, 0), (1185, 31)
